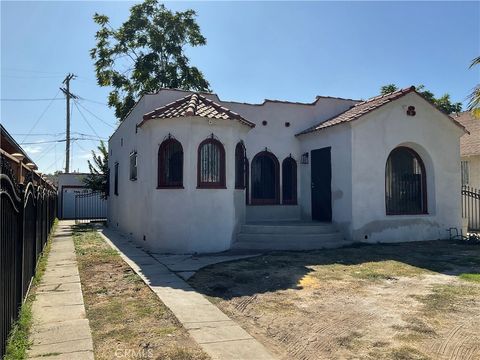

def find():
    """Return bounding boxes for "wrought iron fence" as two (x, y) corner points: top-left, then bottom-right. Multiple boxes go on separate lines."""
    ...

(74, 191), (107, 224)
(462, 185), (480, 232)
(0, 154), (57, 358)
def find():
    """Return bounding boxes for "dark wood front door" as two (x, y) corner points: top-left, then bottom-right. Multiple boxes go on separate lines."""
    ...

(311, 147), (332, 222)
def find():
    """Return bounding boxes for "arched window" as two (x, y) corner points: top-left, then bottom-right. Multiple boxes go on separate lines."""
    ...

(197, 138), (226, 188)
(385, 147), (427, 215)
(282, 156), (297, 205)
(251, 151), (280, 205)
(235, 142), (247, 189)
(158, 138), (183, 188)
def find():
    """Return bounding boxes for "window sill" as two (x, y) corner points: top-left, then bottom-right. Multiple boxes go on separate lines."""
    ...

(157, 186), (184, 189)
(197, 185), (227, 189)
(386, 212), (429, 216)
(250, 201), (281, 206)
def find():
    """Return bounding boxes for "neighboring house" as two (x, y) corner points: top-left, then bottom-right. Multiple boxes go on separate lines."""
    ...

(57, 173), (89, 219)
(108, 86), (466, 253)
(451, 111), (480, 189)
(57, 172), (106, 220)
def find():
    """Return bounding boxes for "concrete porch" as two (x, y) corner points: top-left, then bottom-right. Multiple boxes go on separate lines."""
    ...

(234, 205), (352, 251)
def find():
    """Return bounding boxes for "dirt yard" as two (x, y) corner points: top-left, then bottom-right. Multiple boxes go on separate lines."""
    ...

(73, 225), (209, 360)
(189, 240), (480, 360)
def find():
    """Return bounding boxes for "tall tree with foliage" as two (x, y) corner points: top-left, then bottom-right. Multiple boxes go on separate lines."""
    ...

(84, 141), (109, 195)
(468, 56), (480, 118)
(380, 84), (462, 114)
(91, 0), (211, 120)
(380, 84), (398, 95)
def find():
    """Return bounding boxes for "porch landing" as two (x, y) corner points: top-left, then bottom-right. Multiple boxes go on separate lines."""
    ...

(233, 221), (352, 251)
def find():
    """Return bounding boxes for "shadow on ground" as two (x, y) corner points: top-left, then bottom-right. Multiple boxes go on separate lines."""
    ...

(188, 240), (480, 300)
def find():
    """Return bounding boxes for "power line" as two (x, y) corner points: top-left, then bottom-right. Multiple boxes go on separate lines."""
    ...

(20, 89), (62, 143)
(21, 136), (107, 145)
(1, 98), (64, 101)
(1, 75), (65, 79)
(1, 67), (65, 75)
(76, 102), (115, 128)
(73, 138), (91, 153)
(73, 99), (101, 139)
(78, 97), (108, 106)
(12, 132), (66, 137)
(33, 141), (60, 162)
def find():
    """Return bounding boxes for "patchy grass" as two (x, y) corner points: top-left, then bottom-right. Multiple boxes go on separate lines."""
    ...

(388, 346), (431, 360)
(4, 220), (58, 360)
(459, 273), (480, 283)
(72, 224), (209, 360)
(414, 283), (480, 317)
(190, 240), (480, 360)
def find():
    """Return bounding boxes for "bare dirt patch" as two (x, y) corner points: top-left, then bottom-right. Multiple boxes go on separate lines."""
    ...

(73, 225), (209, 360)
(189, 240), (480, 360)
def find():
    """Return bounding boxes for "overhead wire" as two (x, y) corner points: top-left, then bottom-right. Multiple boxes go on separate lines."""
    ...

(73, 99), (102, 139)
(75, 101), (115, 128)
(20, 88), (62, 143)
(1, 98), (63, 101)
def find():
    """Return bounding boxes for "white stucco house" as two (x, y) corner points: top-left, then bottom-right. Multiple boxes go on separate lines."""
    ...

(452, 111), (480, 189)
(107, 86), (467, 254)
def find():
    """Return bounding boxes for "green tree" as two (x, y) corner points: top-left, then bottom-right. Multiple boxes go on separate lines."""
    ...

(91, 0), (211, 120)
(380, 84), (398, 95)
(380, 84), (462, 114)
(468, 56), (480, 118)
(84, 141), (109, 195)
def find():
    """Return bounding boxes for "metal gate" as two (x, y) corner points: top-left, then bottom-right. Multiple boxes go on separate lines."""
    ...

(74, 191), (107, 224)
(462, 186), (480, 231)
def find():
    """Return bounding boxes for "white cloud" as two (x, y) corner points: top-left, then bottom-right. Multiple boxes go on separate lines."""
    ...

(23, 145), (43, 155)
(79, 152), (92, 159)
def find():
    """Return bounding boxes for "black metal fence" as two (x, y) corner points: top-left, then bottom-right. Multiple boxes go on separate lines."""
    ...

(75, 191), (107, 224)
(0, 155), (57, 358)
(462, 185), (480, 232)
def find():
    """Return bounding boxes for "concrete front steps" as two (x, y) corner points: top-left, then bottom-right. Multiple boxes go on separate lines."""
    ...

(233, 221), (352, 251)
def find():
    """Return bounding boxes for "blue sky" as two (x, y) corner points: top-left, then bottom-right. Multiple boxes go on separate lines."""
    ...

(1, 1), (479, 173)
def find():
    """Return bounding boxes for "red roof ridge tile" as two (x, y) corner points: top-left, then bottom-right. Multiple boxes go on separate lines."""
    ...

(296, 86), (467, 136)
(139, 93), (255, 128)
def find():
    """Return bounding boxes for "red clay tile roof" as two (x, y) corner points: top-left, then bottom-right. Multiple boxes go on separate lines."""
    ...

(296, 86), (466, 136)
(139, 93), (255, 128)
(451, 111), (480, 157)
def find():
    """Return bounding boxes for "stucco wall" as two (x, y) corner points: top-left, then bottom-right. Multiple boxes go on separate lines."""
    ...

(350, 92), (464, 243)
(297, 123), (353, 236)
(108, 107), (251, 253)
(462, 155), (480, 189)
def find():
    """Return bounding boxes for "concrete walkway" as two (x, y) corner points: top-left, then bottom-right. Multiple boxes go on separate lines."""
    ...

(151, 251), (261, 280)
(27, 221), (94, 360)
(99, 227), (276, 360)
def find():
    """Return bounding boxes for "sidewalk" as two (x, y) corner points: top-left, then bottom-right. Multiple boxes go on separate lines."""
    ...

(27, 221), (94, 360)
(100, 227), (276, 360)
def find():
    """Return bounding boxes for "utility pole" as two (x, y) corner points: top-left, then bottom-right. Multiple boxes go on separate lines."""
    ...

(60, 73), (77, 173)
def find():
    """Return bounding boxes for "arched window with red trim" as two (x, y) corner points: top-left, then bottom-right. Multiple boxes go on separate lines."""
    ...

(197, 138), (226, 188)
(158, 138), (183, 188)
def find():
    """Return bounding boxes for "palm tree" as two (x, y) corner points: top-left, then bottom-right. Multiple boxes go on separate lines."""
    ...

(468, 56), (480, 118)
